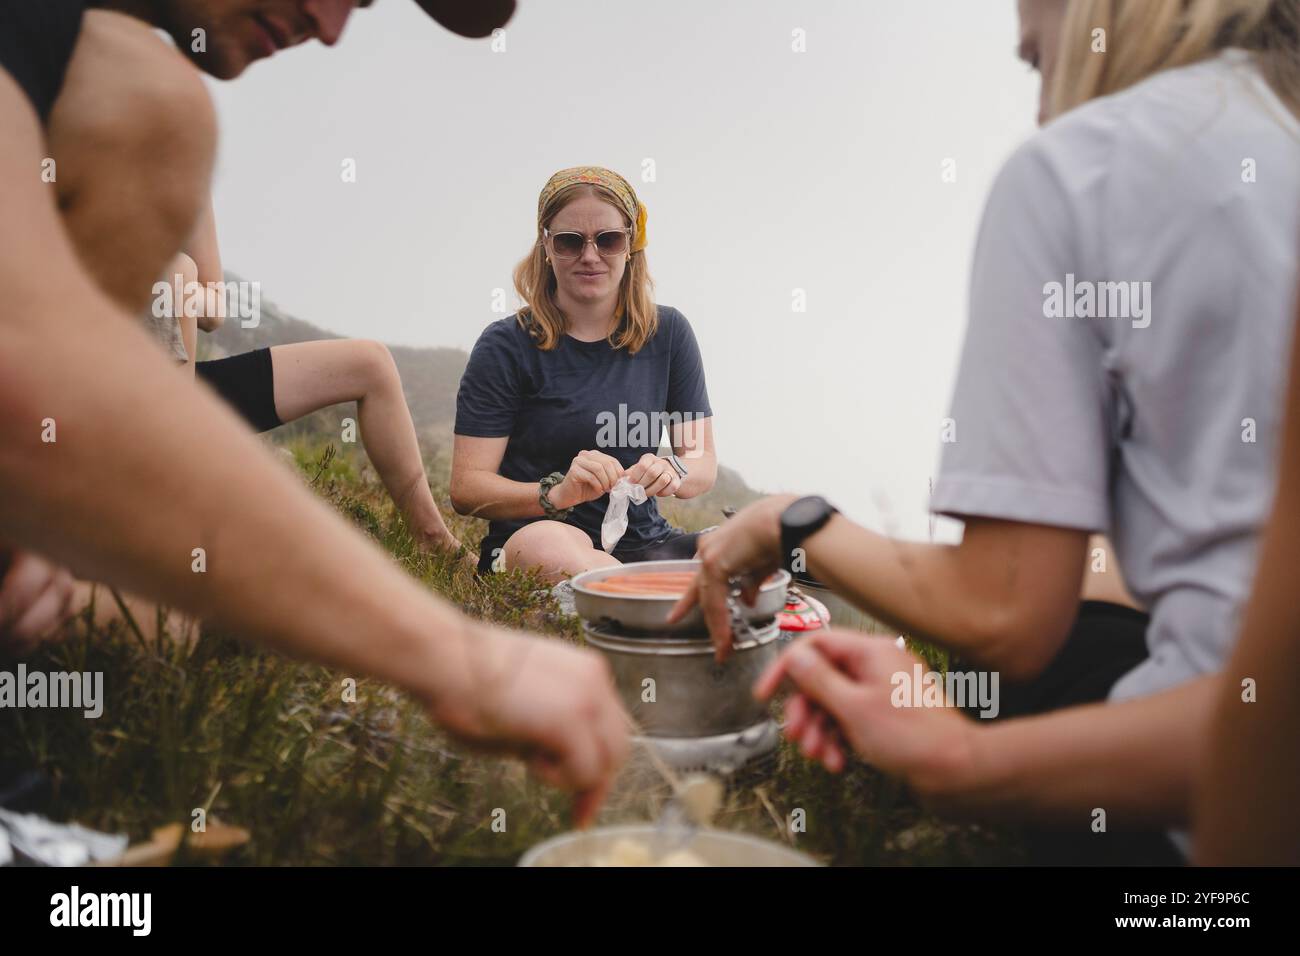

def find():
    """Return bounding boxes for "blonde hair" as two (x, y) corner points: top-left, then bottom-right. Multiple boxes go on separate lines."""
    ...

(513, 184), (657, 354)
(1050, 0), (1300, 119)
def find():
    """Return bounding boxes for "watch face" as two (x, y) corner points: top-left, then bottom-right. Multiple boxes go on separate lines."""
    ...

(785, 495), (829, 528)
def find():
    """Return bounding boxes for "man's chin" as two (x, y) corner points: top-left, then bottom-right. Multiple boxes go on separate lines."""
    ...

(180, 46), (255, 81)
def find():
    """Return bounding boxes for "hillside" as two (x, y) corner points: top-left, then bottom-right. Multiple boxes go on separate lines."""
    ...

(201, 273), (763, 528)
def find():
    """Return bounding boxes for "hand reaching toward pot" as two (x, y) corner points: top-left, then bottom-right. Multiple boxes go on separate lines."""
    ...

(668, 495), (796, 661)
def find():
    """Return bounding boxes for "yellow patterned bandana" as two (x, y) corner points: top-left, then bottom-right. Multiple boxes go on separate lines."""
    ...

(537, 166), (648, 252)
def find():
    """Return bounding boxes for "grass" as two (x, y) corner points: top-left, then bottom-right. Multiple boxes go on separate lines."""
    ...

(0, 440), (1023, 866)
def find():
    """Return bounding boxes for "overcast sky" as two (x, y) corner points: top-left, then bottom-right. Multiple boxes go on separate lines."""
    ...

(206, 0), (1040, 539)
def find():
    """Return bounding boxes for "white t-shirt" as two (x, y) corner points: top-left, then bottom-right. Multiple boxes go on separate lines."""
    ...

(932, 49), (1300, 701)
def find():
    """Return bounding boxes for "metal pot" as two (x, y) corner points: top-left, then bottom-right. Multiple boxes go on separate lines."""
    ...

(583, 620), (781, 737)
(571, 560), (790, 635)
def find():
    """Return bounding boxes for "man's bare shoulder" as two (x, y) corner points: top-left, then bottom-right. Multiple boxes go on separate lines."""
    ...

(79, 9), (194, 69)
(56, 10), (214, 124)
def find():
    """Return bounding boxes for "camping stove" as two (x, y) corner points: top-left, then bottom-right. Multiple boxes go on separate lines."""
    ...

(582, 619), (783, 773)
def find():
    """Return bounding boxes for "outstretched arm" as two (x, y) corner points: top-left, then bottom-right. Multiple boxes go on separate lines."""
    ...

(0, 75), (450, 688)
(0, 75), (627, 816)
(673, 492), (1086, 675)
(756, 631), (1214, 828)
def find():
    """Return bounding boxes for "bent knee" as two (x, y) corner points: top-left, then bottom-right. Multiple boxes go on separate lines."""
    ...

(351, 339), (400, 388)
(503, 521), (594, 570)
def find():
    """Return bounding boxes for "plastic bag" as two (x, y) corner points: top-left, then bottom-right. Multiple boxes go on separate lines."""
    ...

(0, 808), (127, 866)
(601, 477), (648, 552)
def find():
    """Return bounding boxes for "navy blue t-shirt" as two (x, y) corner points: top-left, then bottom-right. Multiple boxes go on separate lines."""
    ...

(455, 305), (712, 568)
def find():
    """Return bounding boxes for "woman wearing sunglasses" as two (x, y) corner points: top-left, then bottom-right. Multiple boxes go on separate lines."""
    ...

(451, 167), (717, 580)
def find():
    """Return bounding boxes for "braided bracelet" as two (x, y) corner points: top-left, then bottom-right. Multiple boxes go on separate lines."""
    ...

(538, 471), (572, 520)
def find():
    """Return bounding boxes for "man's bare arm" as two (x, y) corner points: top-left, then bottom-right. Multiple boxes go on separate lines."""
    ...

(757, 632), (1212, 829)
(0, 65), (631, 814)
(934, 676), (1216, 827)
(0, 73), (470, 707)
(677, 492), (1088, 671)
(802, 514), (1088, 680)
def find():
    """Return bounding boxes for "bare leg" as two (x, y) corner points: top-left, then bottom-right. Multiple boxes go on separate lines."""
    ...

(269, 340), (463, 554)
(48, 11), (215, 313)
(503, 521), (620, 585)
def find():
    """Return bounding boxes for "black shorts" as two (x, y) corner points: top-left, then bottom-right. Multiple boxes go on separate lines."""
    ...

(476, 527), (703, 575)
(957, 600), (1184, 866)
(612, 529), (703, 564)
(977, 599), (1152, 720)
(195, 348), (283, 434)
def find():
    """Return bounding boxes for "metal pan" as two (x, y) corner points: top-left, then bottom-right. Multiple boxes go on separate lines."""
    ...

(570, 559), (789, 635)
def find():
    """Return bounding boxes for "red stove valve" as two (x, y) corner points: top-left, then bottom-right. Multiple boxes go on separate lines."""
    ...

(777, 593), (825, 633)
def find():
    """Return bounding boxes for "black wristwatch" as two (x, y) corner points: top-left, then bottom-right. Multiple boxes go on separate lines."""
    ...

(663, 454), (689, 479)
(779, 495), (839, 573)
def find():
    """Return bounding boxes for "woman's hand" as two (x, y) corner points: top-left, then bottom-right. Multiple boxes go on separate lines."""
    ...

(424, 622), (631, 828)
(0, 548), (78, 654)
(754, 630), (976, 794)
(625, 453), (682, 498)
(551, 449), (625, 510)
(668, 494), (796, 660)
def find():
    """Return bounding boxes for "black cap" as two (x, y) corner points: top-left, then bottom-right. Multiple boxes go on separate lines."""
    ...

(413, 0), (516, 38)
